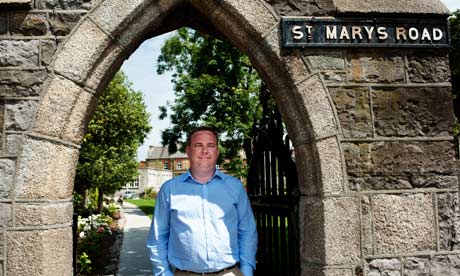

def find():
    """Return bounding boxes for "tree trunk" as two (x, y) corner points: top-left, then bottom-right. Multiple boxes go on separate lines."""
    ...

(97, 188), (104, 214)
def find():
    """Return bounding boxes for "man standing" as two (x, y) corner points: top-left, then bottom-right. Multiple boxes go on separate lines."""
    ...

(147, 126), (258, 276)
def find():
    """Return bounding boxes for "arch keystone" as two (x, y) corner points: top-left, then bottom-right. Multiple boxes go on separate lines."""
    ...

(188, 0), (220, 16)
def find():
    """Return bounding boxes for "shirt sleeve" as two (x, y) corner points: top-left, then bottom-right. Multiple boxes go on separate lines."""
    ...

(146, 184), (174, 276)
(236, 185), (258, 276)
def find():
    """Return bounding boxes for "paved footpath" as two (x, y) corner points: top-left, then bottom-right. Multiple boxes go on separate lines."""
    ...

(118, 202), (154, 276)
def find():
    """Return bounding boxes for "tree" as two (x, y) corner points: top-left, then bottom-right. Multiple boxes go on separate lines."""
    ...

(157, 28), (264, 177)
(74, 71), (151, 211)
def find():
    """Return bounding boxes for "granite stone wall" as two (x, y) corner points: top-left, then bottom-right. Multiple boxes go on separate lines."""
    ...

(0, 0), (456, 275)
(304, 45), (458, 275)
(0, 1), (95, 275)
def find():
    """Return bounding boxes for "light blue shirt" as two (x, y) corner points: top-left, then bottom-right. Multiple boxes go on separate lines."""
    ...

(146, 170), (257, 276)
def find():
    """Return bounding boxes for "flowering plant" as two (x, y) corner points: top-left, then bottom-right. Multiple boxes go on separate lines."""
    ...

(102, 201), (121, 219)
(76, 199), (123, 275)
(78, 214), (113, 238)
(76, 213), (114, 275)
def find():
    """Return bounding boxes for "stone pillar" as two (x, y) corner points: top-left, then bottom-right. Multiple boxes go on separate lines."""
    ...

(0, 1), (92, 275)
(6, 135), (79, 275)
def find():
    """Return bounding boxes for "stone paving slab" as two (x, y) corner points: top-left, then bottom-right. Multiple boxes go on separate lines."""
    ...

(118, 202), (153, 276)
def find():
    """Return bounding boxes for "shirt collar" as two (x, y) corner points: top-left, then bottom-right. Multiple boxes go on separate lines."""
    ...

(184, 169), (223, 184)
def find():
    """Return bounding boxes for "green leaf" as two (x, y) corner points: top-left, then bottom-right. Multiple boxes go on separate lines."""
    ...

(156, 28), (265, 175)
(75, 71), (152, 196)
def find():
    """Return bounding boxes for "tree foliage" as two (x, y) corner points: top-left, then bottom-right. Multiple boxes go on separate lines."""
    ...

(157, 28), (264, 176)
(75, 72), (151, 208)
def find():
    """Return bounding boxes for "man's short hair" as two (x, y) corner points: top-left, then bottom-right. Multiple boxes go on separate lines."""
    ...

(187, 126), (219, 146)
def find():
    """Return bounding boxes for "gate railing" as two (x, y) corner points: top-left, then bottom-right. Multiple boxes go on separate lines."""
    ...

(247, 92), (300, 276)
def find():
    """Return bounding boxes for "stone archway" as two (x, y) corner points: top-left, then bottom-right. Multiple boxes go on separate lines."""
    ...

(7, 1), (344, 275)
(1, 0), (455, 275)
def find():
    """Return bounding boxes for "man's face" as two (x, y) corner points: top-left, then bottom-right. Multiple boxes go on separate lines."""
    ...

(186, 130), (219, 173)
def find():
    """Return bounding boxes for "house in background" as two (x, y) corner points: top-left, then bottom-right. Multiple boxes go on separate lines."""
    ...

(145, 146), (236, 177)
(121, 145), (244, 197)
(146, 146), (190, 176)
(121, 146), (189, 197)
(121, 160), (173, 197)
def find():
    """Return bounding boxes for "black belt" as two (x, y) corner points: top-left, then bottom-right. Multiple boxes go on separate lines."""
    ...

(175, 263), (238, 275)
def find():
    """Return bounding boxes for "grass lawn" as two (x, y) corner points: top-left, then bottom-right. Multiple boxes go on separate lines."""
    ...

(125, 199), (155, 219)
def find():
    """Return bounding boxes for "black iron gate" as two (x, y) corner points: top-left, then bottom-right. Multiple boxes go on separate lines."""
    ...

(247, 93), (300, 276)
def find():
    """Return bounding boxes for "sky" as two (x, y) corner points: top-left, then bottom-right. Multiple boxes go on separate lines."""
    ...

(121, 0), (460, 161)
(443, 0), (460, 11)
(120, 33), (175, 161)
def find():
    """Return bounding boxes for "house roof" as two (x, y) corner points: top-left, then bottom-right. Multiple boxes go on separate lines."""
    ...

(147, 146), (188, 160)
(170, 151), (189, 159)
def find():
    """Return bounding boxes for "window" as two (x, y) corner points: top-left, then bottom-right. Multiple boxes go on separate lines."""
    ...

(163, 161), (169, 170)
(177, 161), (182, 169)
(127, 176), (139, 189)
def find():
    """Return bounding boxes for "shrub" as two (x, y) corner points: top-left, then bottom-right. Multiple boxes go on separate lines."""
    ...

(77, 252), (92, 275)
(148, 190), (158, 199)
(143, 187), (158, 199)
(77, 214), (114, 275)
(73, 189), (100, 218)
(87, 189), (99, 211)
(102, 202), (121, 219)
(78, 214), (113, 236)
(73, 192), (85, 214)
(145, 187), (153, 195)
